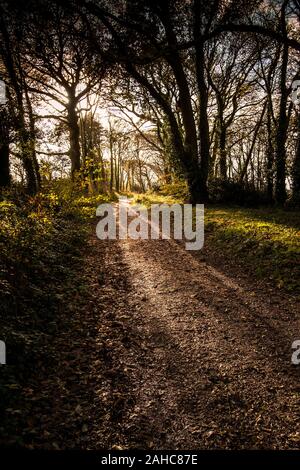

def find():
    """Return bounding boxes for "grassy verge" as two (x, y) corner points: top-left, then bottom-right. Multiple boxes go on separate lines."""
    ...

(0, 182), (113, 446)
(134, 191), (300, 295)
(205, 206), (300, 293)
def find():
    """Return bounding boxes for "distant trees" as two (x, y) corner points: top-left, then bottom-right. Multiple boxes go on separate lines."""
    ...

(207, 34), (258, 180)
(79, 0), (300, 204)
(105, 114), (158, 192)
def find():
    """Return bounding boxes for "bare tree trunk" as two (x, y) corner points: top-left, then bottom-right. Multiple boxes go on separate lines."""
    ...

(275, 5), (289, 204)
(291, 112), (300, 205)
(0, 143), (9, 188)
(239, 101), (267, 183)
(194, 0), (210, 201)
(67, 95), (81, 179)
(209, 118), (218, 179)
(266, 107), (275, 202)
(24, 80), (40, 190)
(137, 154), (145, 193)
(219, 123), (227, 180)
(109, 123), (114, 191)
(115, 149), (120, 192)
(145, 169), (152, 190)
(22, 137), (38, 194)
(0, 108), (10, 188)
(97, 148), (107, 193)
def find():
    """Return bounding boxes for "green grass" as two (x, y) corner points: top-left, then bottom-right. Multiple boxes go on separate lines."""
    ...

(133, 192), (181, 207)
(135, 191), (300, 294)
(205, 206), (300, 293)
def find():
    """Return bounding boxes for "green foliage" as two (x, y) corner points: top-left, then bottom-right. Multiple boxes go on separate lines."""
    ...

(133, 192), (180, 207)
(134, 182), (189, 206)
(208, 179), (269, 207)
(0, 183), (114, 445)
(0, 181), (113, 325)
(157, 182), (189, 201)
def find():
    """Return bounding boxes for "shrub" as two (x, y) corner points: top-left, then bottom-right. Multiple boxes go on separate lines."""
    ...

(209, 179), (269, 207)
(154, 181), (189, 201)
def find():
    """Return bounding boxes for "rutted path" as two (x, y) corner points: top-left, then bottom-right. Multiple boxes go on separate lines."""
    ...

(23, 201), (300, 449)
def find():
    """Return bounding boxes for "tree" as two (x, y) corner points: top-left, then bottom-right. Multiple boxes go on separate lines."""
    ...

(21, 1), (105, 178)
(0, 2), (40, 193)
(0, 106), (10, 188)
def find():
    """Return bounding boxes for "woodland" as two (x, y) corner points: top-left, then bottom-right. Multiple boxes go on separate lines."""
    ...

(0, 0), (300, 451)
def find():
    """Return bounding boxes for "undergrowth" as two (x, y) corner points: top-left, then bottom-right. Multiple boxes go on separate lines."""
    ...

(0, 181), (113, 446)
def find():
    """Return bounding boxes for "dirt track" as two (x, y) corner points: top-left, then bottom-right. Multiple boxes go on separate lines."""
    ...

(22, 202), (300, 449)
